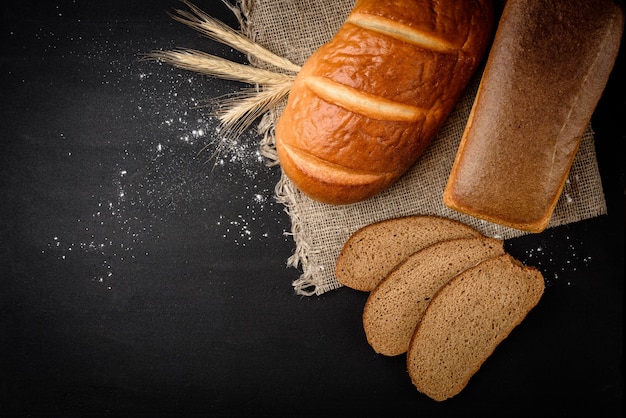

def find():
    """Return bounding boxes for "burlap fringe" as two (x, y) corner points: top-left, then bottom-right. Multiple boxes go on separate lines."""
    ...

(235, 1), (323, 295)
(149, 0), (318, 294)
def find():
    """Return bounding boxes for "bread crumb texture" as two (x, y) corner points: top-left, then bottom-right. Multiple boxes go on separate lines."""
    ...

(363, 236), (505, 356)
(406, 254), (544, 401)
(335, 215), (481, 291)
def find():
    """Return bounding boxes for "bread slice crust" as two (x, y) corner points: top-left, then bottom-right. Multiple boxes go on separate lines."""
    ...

(363, 236), (505, 356)
(336, 215), (482, 291)
(406, 254), (545, 401)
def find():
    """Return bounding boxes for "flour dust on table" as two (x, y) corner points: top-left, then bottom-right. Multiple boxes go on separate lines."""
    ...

(40, 52), (283, 289)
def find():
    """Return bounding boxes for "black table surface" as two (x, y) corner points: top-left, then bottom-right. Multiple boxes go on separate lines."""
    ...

(1, 1), (623, 417)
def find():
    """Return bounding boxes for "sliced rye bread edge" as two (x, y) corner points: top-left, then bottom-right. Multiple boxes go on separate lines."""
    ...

(335, 215), (483, 292)
(406, 254), (545, 401)
(363, 236), (505, 356)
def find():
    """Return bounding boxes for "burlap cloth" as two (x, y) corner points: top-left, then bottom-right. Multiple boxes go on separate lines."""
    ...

(236, 0), (607, 295)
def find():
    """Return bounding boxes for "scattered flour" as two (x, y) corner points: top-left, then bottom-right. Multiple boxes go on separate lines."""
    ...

(37, 17), (286, 288)
(521, 233), (591, 287)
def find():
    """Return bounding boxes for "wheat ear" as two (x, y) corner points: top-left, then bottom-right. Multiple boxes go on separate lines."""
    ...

(146, 1), (300, 155)
(171, 0), (301, 74)
(146, 48), (295, 86)
(217, 82), (293, 138)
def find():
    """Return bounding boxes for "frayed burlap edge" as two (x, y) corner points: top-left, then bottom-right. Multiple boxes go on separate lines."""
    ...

(234, 1), (323, 294)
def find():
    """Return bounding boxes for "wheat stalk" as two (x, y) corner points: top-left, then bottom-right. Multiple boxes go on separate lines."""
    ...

(171, 0), (301, 74)
(198, 82), (291, 162)
(145, 48), (295, 142)
(218, 81), (292, 138)
(146, 1), (300, 160)
(146, 48), (295, 86)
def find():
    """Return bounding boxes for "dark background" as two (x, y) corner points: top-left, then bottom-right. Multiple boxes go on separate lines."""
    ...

(1, 1), (623, 416)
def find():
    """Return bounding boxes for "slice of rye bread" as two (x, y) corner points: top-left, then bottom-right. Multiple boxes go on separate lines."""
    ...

(335, 215), (482, 291)
(406, 254), (545, 401)
(362, 236), (505, 357)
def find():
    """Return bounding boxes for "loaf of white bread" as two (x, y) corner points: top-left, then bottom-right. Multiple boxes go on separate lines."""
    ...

(443, 0), (624, 232)
(276, 0), (494, 205)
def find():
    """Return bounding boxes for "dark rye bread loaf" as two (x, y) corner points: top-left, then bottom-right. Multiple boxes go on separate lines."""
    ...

(362, 236), (505, 356)
(443, 0), (624, 232)
(335, 215), (482, 291)
(407, 254), (545, 401)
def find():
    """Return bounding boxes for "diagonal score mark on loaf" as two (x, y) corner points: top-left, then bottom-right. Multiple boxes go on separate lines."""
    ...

(306, 13), (459, 122)
(347, 13), (457, 52)
(281, 143), (392, 184)
(306, 76), (425, 122)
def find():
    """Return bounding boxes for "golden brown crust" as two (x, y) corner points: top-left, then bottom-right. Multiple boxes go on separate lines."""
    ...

(443, 0), (624, 232)
(275, 0), (494, 205)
